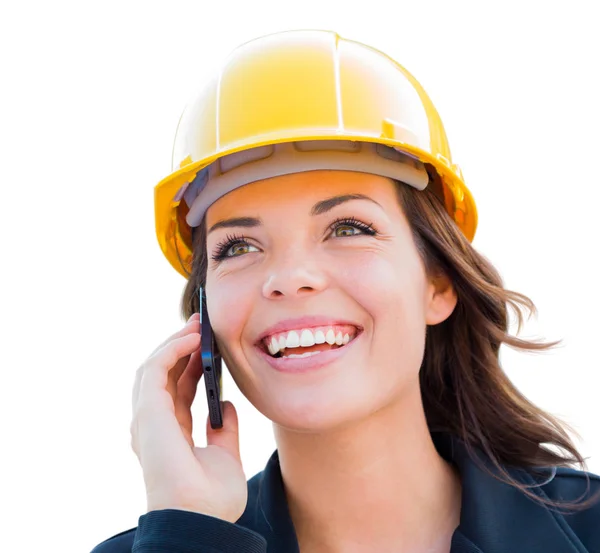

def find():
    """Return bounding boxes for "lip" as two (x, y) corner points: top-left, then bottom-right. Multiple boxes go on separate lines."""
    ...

(255, 330), (362, 373)
(256, 315), (363, 344)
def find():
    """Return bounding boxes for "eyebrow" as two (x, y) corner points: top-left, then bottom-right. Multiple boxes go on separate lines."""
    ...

(311, 193), (382, 215)
(207, 193), (382, 234)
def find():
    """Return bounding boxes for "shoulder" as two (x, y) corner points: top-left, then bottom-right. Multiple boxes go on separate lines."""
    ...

(541, 465), (600, 502)
(538, 465), (600, 551)
(547, 465), (600, 486)
(90, 526), (136, 553)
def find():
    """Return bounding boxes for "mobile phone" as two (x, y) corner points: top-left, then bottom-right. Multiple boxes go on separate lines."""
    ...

(199, 287), (223, 429)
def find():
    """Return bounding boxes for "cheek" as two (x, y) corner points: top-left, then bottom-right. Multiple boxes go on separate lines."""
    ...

(205, 274), (263, 401)
(337, 250), (427, 323)
(336, 250), (428, 373)
(205, 276), (253, 350)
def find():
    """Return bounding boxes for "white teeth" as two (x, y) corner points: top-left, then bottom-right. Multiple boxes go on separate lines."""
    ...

(300, 329), (315, 347)
(264, 326), (358, 357)
(269, 336), (280, 355)
(285, 331), (300, 348)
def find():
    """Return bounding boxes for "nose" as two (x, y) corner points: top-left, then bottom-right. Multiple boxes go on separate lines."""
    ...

(261, 250), (329, 299)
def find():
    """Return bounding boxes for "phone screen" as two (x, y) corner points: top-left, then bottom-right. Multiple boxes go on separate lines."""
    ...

(199, 287), (223, 429)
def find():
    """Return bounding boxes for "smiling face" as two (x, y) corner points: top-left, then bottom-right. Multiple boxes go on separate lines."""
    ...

(204, 170), (456, 431)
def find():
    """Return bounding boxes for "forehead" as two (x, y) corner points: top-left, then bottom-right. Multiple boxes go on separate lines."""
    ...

(205, 170), (397, 224)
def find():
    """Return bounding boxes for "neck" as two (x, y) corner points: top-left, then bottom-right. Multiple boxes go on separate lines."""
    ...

(273, 384), (462, 553)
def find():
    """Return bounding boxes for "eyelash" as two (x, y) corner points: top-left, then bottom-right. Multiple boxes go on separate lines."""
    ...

(210, 217), (378, 262)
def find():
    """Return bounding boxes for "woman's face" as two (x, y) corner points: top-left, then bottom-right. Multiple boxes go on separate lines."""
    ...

(205, 170), (455, 431)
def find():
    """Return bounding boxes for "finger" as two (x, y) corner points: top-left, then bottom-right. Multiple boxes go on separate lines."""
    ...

(176, 347), (204, 411)
(132, 316), (200, 413)
(130, 318), (200, 455)
(166, 319), (200, 402)
(165, 354), (191, 410)
(132, 334), (201, 468)
(206, 401), (242, 464)
(139, 332), (201, 407)
(174, 347), (204, 444)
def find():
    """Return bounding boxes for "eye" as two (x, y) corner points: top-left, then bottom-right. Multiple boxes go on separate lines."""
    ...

(211, 234), (259, 262)
(329, 217), (377, 238)
(334, 225), (361, 238)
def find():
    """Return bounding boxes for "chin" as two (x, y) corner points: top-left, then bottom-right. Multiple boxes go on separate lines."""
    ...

(263, 392), (376, 433)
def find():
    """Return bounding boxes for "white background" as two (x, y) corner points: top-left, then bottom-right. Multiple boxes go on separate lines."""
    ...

(1, 1), (599, 551)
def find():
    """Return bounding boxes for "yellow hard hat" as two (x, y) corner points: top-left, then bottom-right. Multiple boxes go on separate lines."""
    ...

(155, 30), (477, 279)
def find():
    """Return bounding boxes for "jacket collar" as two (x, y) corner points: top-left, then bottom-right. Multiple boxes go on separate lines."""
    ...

(248, 430), (588, 552)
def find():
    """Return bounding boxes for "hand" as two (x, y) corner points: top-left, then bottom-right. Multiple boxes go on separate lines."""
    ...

(130, 313), (248, 523)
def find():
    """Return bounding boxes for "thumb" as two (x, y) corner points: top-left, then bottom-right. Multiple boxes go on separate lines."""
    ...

(206, 401), (241, 461)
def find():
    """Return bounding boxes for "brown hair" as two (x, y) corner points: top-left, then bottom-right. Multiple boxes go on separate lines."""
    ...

(180, 167), (600, 514)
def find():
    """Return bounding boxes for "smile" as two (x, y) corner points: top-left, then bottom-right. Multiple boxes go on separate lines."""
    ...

(255, 327), (363, 373)
(261, 324), (360, 358)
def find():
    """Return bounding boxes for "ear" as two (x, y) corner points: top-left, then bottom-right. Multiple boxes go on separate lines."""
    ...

(425, 272), (457, 325)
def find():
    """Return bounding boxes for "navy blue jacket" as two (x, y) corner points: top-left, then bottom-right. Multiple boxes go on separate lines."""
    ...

(90, 431), (600, 552)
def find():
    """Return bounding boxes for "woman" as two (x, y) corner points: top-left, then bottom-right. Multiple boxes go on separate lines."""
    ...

(91, 30), (600, 553)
